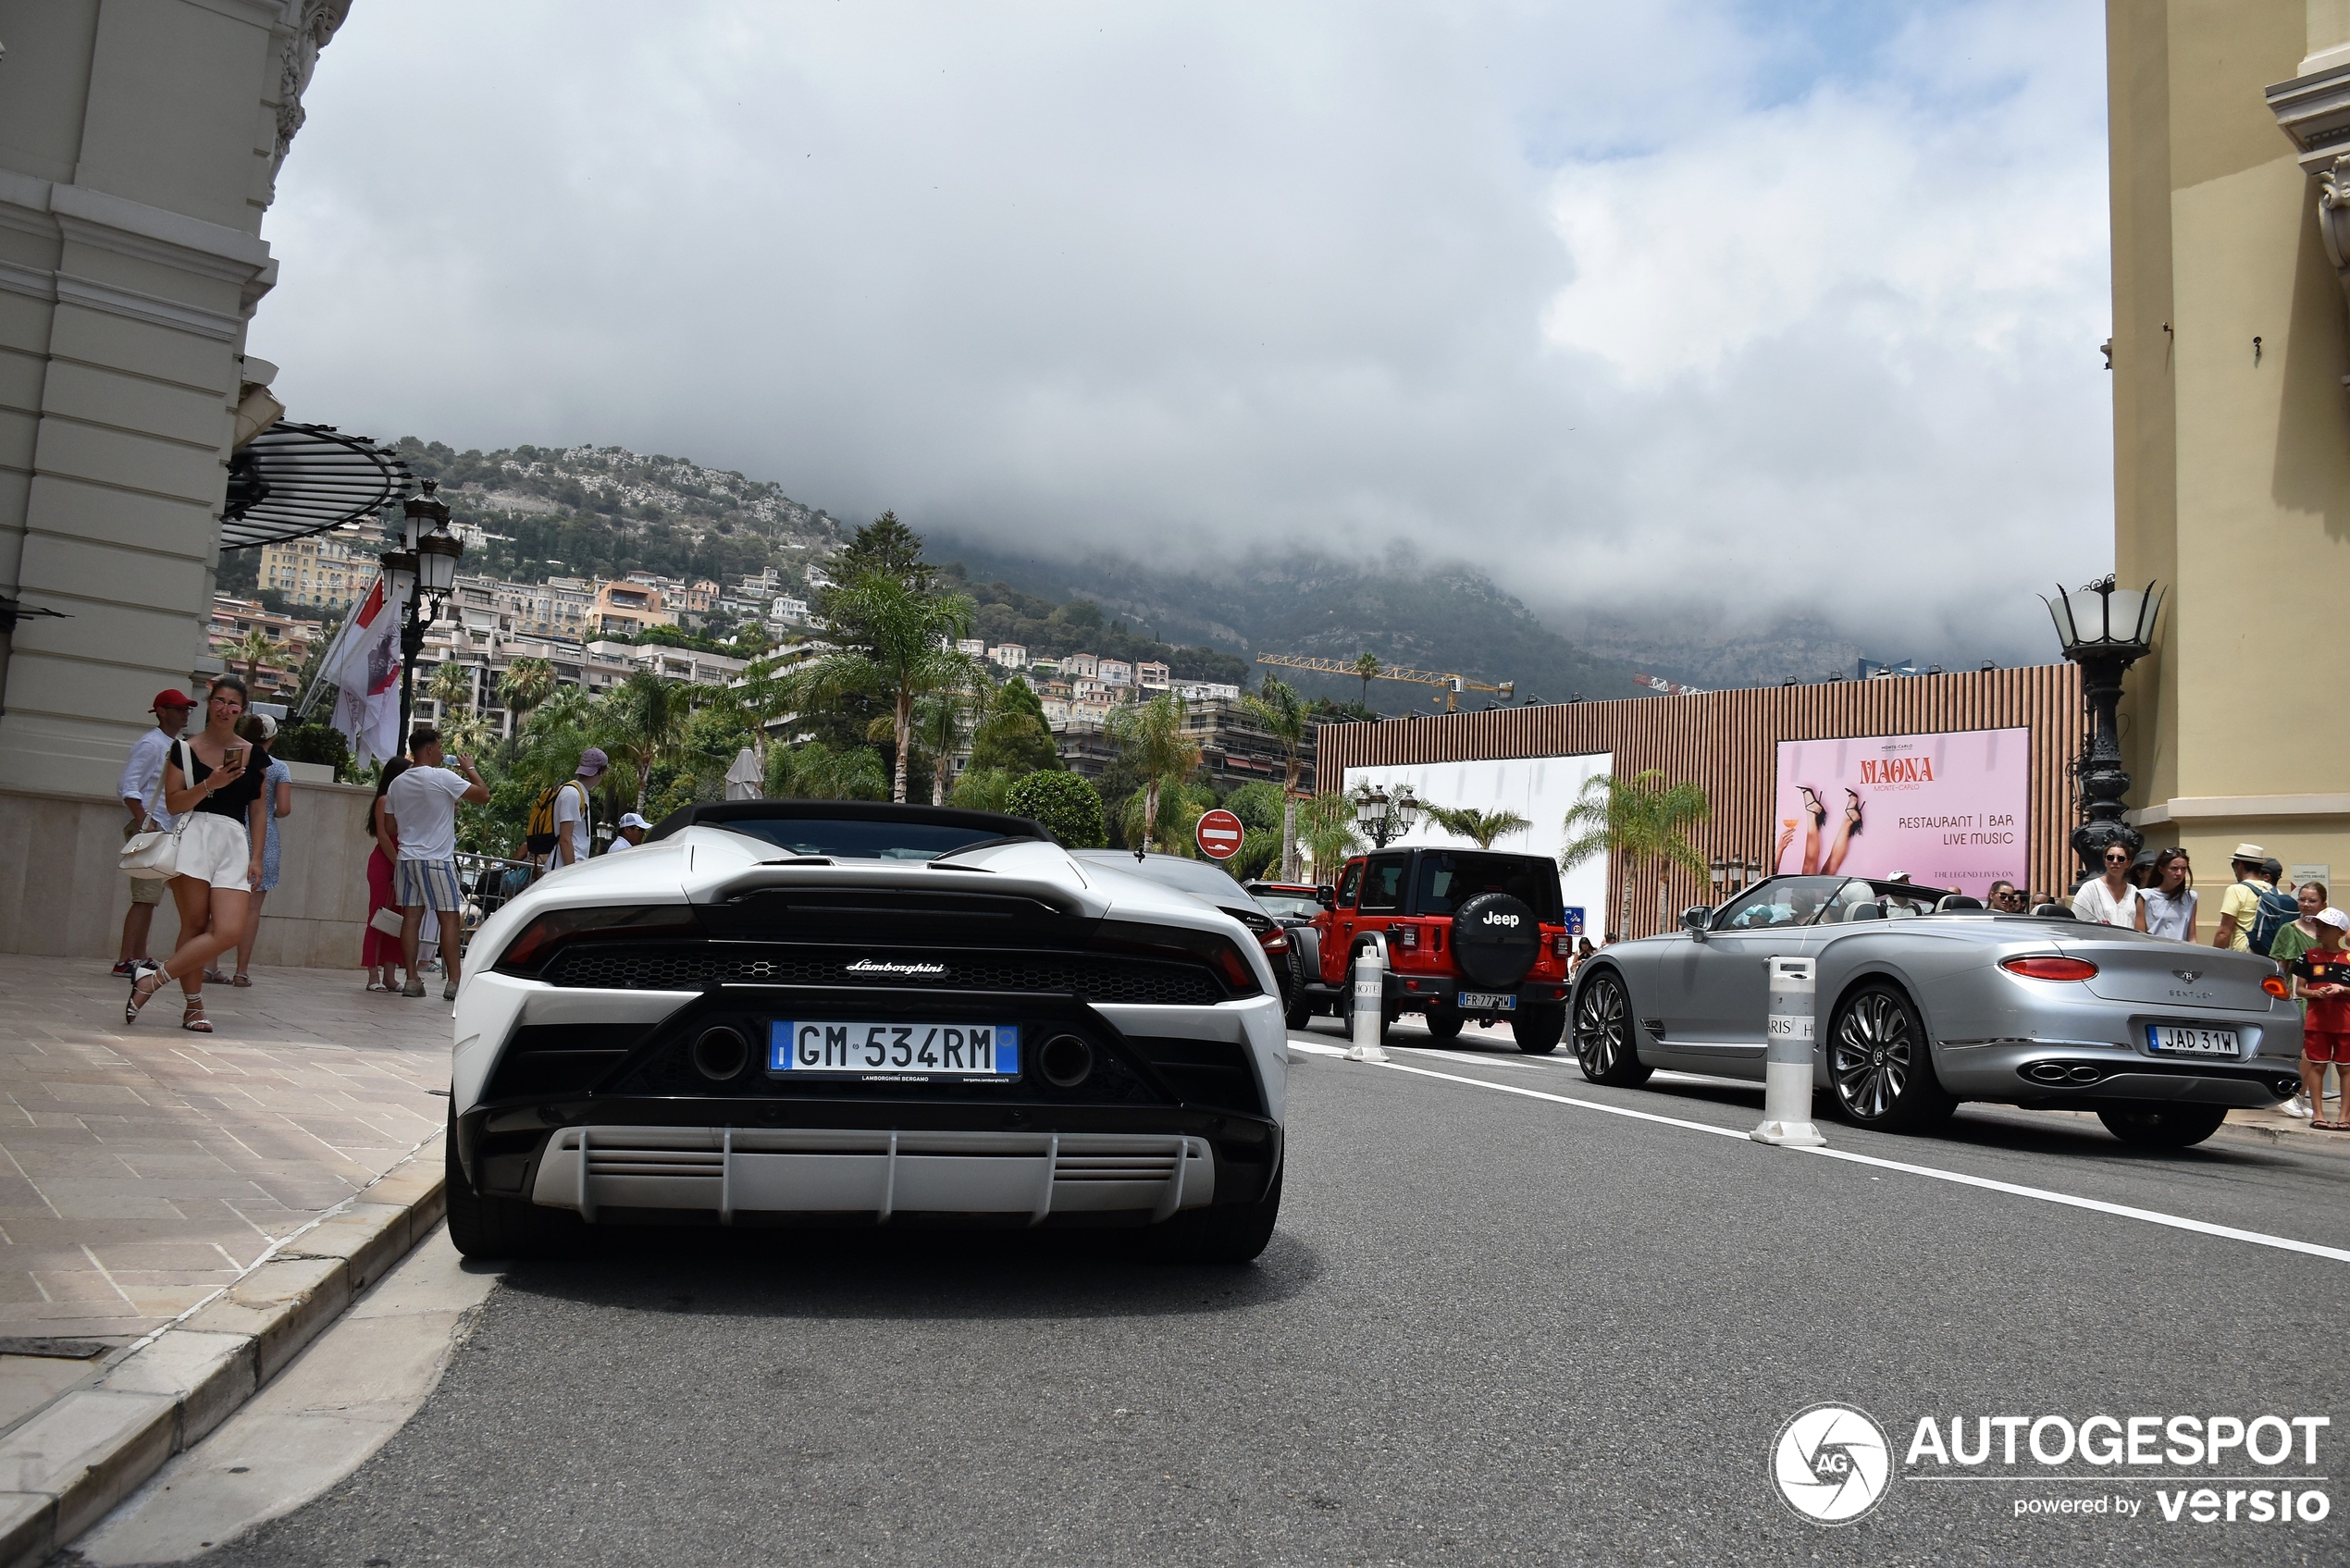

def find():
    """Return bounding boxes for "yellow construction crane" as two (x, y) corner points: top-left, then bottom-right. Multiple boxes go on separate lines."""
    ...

(1256, 654), (1515, 713)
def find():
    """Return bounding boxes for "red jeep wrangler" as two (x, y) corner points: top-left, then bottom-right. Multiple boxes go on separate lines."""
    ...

(1292, 847), (1574, 1053)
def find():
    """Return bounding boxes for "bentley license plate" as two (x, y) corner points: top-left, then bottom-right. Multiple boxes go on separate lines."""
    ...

(1457, 992), (1516, 1011)
(769, 1021), (1019, 1078)
(2146, 1024), (2240, 1059)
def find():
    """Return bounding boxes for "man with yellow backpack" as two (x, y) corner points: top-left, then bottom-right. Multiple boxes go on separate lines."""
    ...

(526, 747), (606, 877)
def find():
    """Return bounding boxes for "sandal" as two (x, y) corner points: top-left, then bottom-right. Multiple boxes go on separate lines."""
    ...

(230, 973), (252, 987)
(125, 969), (166, 1024)
(366, 978), (390, 994)
(180, 998), (213, 1033)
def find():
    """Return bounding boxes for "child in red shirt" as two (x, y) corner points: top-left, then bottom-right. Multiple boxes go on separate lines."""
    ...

(2291, 907), (2350, 1129)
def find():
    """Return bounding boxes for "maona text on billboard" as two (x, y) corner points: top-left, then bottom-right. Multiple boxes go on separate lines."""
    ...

(1772, 728), (2029, 898)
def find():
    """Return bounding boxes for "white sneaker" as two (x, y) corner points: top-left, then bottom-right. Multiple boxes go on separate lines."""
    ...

(2282, 1095), (2315, 1119)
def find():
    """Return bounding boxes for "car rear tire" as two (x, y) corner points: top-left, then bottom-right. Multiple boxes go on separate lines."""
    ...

(1824, 982), (1954, 1132)
(2096, 1103), (2228, 1149)
(445, 1124), (588, 1261)
(1283, 989), (1317, 1031)
(1572, 972), (1651, 1084)
(1511, 1002), (1565, 1056)
(1423, 1008), (1464, 1043)
(1145, 1165), (1282, 1265)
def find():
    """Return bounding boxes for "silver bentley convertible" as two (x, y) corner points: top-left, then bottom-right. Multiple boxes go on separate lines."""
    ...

(443, 802), (1287, 1259)
(1567, 874), (2301, 1148)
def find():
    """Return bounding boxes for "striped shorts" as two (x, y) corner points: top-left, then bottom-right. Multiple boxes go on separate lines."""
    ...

(395, 857), (463, 912)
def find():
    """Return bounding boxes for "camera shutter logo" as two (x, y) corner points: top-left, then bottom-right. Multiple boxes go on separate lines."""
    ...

(1771, 1403), (1893, 1525)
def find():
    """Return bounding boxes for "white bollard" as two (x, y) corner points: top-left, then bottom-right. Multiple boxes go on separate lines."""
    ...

(1345, 945), (1390, 1063)
(1751, 956), (1827, 1147)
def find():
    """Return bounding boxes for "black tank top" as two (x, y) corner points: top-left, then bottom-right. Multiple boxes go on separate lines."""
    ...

(184, 741), (266, 821)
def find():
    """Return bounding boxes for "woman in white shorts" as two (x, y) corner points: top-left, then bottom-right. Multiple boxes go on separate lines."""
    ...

(127, 676), (268, 1032)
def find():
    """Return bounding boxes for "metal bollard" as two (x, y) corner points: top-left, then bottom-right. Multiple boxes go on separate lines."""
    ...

(1346, 945), (1391, 1063)
(1751, 956), (1827, 1147)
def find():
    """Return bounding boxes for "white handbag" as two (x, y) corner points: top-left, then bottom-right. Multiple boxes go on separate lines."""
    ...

(368, 907), (406, 938)
(118, 742), (194, 881)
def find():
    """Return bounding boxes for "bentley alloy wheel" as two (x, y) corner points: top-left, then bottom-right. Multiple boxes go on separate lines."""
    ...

(1826, 982), (1952, 1131)
(1572, 973), (1651, 1087)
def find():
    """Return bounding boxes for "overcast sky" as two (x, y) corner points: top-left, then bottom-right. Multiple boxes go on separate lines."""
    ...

(256, 0), (2112, 661)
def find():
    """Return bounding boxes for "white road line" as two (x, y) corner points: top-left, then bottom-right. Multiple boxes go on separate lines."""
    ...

(1354, 1057), (2350, 1266)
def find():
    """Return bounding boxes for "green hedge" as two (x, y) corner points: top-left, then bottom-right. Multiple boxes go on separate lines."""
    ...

(1007, 771), (1107, 848)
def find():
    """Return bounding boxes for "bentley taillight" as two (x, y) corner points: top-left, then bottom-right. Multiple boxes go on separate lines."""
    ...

(2262, 975), (2289, 999)
(1999, 955), (2098, 982)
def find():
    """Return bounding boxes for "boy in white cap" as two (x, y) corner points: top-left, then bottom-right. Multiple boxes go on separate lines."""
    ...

(545, 747), (606, 873)
(607, 811), (650, 852)
(2291, 907), (2350, 1130)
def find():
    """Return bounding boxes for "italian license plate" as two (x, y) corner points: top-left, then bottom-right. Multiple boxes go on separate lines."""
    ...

(769, 1021), (1019, 1079)
(1457, 992), (1515, 1011)
(2146, 1024), (2240, 1059)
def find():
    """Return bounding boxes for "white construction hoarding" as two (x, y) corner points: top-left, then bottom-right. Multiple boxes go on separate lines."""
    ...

(1339, 752), (1613, 939)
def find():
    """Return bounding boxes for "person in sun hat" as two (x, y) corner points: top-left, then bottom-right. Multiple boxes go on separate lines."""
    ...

(2290, 907), (2350, 1130)
(606, 810), (650, 853)
(114, 688), (197, 975)
(545, 747), (606, 873)
(2213, 843), (2282, 953)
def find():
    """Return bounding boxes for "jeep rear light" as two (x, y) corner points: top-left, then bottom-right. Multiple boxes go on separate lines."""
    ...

(1999, 955), (2098, 982)
(2262, 974), (2289, 999)
(1553, 933), (1572, 957)
(1388, 922), (1418, 949)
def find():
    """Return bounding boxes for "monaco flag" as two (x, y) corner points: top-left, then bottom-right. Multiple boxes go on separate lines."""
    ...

(327, 574), (405, 767)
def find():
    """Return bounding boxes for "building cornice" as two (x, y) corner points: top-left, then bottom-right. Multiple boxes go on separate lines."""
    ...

(2126, 793), (2350, 827)
(2270, 64), (2350, 309)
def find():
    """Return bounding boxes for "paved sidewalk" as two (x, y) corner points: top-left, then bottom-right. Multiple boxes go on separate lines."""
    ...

(0, 955), (450, 1355)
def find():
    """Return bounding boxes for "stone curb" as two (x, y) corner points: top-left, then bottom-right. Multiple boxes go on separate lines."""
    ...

(0, 1132), (446, 1568)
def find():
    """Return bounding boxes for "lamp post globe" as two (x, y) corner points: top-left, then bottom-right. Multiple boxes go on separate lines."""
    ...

(2041, 574), (2164, 887)
(1391, 784), (1421, 838)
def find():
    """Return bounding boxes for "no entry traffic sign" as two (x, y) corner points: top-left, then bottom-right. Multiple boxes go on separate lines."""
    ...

(1194, 808), (1245, 861)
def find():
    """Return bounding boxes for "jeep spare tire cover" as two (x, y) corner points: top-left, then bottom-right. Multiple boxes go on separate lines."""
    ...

(1451, 892), (1541, 989)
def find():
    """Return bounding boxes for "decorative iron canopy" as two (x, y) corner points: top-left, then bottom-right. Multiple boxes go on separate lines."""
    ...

(219, 421), (414, 549)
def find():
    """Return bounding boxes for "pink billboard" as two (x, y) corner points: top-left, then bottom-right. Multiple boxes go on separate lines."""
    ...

(1772, 727), (2029, 897)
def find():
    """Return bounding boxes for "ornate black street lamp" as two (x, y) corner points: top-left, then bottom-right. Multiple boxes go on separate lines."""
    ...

(381, 479), (464, 748)
(1351, 780), (1420, 849)
(2042, 574), (2164, 887)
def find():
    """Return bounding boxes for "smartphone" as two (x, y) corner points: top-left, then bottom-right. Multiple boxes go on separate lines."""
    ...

(224, 746), (246, 770)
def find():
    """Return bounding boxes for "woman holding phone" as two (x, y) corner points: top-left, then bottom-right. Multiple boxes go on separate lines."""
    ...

(127, 675), (268, 1031)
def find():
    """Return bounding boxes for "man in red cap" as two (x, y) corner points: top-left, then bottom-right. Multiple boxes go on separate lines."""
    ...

(115, 688), (196, 975)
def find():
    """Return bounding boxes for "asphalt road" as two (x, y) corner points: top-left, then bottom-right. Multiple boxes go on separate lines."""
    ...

(124, 1022), (2350, 1567)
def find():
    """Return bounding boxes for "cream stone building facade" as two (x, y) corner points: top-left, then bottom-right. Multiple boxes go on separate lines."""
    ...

(2109, 0), (2350, 894)
(0, 1), (369, 963)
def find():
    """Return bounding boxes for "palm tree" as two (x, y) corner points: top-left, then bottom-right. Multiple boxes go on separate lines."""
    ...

(231, 625), (283, 691)
(766, 739), (888, 800)
(426, 658), (476, 721)
(1240, 675), (1309, 881)
(1122, 778), (1208, 858)
(870, 686), (983, 805)
(500, 656), (556, 736)
(1559, 770), (1712, 937)
(1105, 693), (1200, 852)
(599, 669), (697, 812)
(1297, 790), (1365, 885)
(1353, 651), (1382, 709)
(780, 571), (981, 802)
(1424, 804), (1533, 849)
